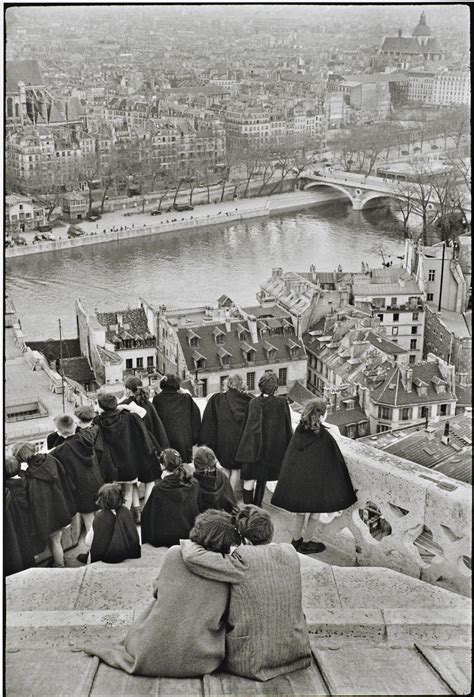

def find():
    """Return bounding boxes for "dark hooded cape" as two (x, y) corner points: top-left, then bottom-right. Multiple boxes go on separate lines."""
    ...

(194, 469), (237, 514)
(24, 453), (76, 545)
(141, 474), (199, 547)
(152, 390), (201, 463)
(4, 483), (37, 575)
(200, 390), (253, 469)
(271, 424), (357, 513)
(120, 398), (169, 456)
(235, 395), (293, 481)
(94, 410), (160, 483)
(52, 426), (104, 513)
(90, 507), (141, 564)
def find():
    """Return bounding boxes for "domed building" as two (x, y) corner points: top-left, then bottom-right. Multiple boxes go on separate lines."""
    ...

(380, 12), (444, 66)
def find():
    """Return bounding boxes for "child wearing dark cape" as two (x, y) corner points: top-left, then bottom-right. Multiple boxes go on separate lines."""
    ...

(86, 483), (141, 564)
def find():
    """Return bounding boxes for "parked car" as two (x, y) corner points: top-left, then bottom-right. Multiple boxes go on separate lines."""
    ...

(401, 150), (409, 155)
(86, 212), (101, 221)
(37, 223), (52, 233)
(150, 209), (162, 216)
(173, 204), (194, 212)
(13, 236), (27, 246)
(313, 170), (322, 176)
(67, 226), (86, 238)
(431, 145), (439, 150)
(6, 239), (14, 248)
(413, 146), (421, 152)
(33, 234), (48, 243)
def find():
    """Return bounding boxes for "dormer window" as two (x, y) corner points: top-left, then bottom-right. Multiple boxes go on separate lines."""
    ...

(263, 340), (277, 359)
(213, 326), (226, 345)
(286, 338), (300, 358)
(236, 323), (250, 341)
(217, 345), (232, 367)
(187, 329), (201, 348)
(123, 339), (132, 349)
(192, 350), (206, 370)
(240, 341), (256, 364)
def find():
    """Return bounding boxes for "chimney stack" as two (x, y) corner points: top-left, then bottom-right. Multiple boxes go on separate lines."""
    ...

(441, 421), (450, 446)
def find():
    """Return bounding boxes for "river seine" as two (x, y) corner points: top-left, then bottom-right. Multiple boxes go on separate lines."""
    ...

(6, 200), (407, 340)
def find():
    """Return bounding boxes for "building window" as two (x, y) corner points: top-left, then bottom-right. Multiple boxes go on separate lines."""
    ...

(393, 313), (399, 322)
(125, 359), (133, 369)
(246, 372), (255, 391)
(391, 297), (397, 307)
(410, 339), (417, 350)
(392, 327), (398, 335)
(401, 407), (411, 421)
(409, 354), (416, 364)
(377, 424), (389, 433)
(136, 357), (143, 368)
(421, 406), (429, 419)
(412, 312), (419, 321)
(377, 313), (384, 322)
(220, 375), (228, 392)
(427, 293), (434, 301)
(428, 269), (436, 281)
(147, 356), (154, 368)
(438, 403), (448, 416)
(378, 406), (391, 420)
(411, 326), (418, 335)
(278, 367), (288, 386)
(200, 378), (208, 398)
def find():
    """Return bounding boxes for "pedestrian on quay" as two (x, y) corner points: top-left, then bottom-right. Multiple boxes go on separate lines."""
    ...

(83, 509), (242, 677)
(152, 374), (201, 464)
(4, 455), (37, 576)
(87, 483), (141, 564)
(11, 442), (77, 567)
(193, 446), (237, 514)
(50, 414), (104, 563)
(234, 371), (293, 506)
(119, 377), (169, 512)
(271, 398), (357, 554)
(93, 392), (160, 515)
(200, 373), (253, 492)
(141, 448), (199, 548)
(181, 505), (311, 681)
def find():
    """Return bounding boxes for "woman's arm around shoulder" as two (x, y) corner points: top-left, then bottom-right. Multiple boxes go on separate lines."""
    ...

(180, 540), (248, 583)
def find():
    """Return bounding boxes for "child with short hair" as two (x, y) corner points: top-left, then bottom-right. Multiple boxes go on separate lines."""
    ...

(141, 449), (199, 548)
(87, 483), (141, 564)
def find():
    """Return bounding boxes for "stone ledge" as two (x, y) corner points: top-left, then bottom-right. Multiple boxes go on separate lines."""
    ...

(383, 607), (471, 647)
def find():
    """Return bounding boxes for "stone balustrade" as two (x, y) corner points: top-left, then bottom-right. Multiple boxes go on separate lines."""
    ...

(313, 435), (471, 597)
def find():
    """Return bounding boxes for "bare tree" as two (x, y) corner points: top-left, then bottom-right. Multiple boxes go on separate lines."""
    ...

(396, 167), (437, 245)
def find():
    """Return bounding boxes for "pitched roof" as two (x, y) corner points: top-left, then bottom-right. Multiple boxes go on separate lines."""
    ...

(26, 339), (81, 364)
(370, 363), (456, 406)
(177, 319), (306, 374)
(59, 356), (95, 384)
(96, 308), (154, 342)
(287, 380), (315, 407)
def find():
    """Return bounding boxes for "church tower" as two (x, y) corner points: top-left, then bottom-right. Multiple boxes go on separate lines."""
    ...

(412, 11), (431, 47)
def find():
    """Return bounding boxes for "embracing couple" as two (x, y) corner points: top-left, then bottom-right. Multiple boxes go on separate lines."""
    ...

(84, 506), (311, 681)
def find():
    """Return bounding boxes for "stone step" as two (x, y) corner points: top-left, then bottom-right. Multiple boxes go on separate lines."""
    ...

(6, 645), (468, 696)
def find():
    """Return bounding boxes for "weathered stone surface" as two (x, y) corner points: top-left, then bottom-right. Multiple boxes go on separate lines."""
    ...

(300, 565), (342, 610)
(311, 644), (452, 695)
(6, 568), (87, 611)
(306, 609), (386, 644)
(74, 567), (158, 612)
(6, 648), (99, 697)
(91, 543), (168, 570)
(416, 645), (472, 695)
(384, 608), (471, 647)
(331, 565), (468, 609)
(203, 664), (329, 696)
(90, 662), (202, 696)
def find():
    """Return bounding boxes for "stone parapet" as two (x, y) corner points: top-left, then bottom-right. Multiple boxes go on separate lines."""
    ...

(309, 435), (471, 596)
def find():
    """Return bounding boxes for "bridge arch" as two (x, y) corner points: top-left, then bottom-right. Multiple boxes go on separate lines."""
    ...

(303, 180), (356, 206)
(356, 191), (400, 211)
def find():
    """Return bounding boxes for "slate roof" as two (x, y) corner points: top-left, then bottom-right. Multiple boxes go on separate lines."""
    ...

(287, 380), (315, 407)
(96, 308), (155, 342)
(26, 339), (81, 364)
(381, 37), (441, 54)
(380, 414), (472, 484)
(59, 357), (95, 385)
(177, 318), (306, 373)
(97, 345), (122, 365)
(6, 60), (44, 91)
(326, 403), (369, 427)
(370, 363), (456, 407)
(366, 331), (407, 355)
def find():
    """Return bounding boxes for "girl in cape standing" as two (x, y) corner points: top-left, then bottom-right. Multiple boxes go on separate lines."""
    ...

(271, 398), (357, 554)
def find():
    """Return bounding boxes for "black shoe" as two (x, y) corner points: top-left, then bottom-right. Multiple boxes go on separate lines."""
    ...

(76, 553), (89, 564)
(291, 538), (303, 552)
(132, 506), (141, 525)
(300, 540), (326, 554)
(253, 480), (267, 507)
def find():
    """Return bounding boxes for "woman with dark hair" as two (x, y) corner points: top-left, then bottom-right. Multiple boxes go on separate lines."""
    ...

(181, 505), (311, 681)
(271, 398), (357, 554)
(11, 442), (76, 568)
(87, 483), (141, 564)
(119, 377), (170, 518)
(84, 509), (243, 677)
(200, 373), (253, 491)
(141, 448), (200, 547)
(193, 446), (237, 514)
(234, 371), (293, 506)
(152, 374), (201, 463)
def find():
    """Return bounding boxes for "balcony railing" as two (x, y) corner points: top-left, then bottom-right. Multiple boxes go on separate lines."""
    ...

(311, 434), (471, 597)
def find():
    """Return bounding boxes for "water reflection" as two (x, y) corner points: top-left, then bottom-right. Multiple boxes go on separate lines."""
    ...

(6, 201), (406, 338)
